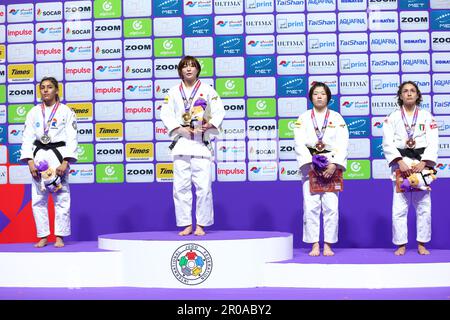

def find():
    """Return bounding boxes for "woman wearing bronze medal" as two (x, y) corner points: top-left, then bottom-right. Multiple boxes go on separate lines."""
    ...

(294, 82), (349, 257)
(160, 56), (225, 236)
(382, 81), (439, 256)
(20, 77), (78, 248)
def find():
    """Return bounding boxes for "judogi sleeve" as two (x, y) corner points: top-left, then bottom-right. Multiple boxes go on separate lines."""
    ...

(421, 113), (439, 166)
(20, 108), (36, 162)
(382, 113), (402, 166)
(332, 113), (349, 170)
(160, 90), (181, 137)
(206, 88), (225, 135)
(294, 113), (312, 169)
(62, 108), (78, 163)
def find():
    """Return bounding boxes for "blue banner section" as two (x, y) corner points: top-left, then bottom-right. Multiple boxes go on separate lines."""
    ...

(399, 0), (428, 9)
(344, 117), (370, 138)
(215, 36), (245, 56)
(184, 16), (213, 36)
(246, 56), (276, 76)
(431, 10), (450, 31)
(276, 76), (307, 97)
(371, 137), (384, 159)
(8, 145), (22, 164)
(0, 125), (7, 144)
(153, 0), (183, 17)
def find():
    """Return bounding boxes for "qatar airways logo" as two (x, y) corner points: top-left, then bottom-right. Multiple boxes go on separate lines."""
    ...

(214, 15), (244, 35)
(125, 80), (153, 100)
(184, 0), (213, 15)
(7, 4), (33, 22)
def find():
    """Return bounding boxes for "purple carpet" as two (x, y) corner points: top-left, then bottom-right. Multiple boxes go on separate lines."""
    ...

(1, 286), (450, 300)
(0, 241), (107, 252)
(279, 248), (450, 264)
(98, 230), (291, 241)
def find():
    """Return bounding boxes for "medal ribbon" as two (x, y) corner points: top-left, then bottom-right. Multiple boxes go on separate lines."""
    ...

(179, 80), (202, 112)
(400, 106), (418, 140)
(311, 109), (330, 142)
(41, 102), (60, 136)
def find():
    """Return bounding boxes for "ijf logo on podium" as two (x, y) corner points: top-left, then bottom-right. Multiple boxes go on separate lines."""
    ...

(171, 243), (213, 285)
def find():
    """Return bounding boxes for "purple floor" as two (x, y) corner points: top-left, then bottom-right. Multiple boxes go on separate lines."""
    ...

(1, 286), (450, 300)
(99, 230), (290, 241)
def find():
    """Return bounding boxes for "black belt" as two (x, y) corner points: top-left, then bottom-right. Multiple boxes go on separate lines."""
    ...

(397, 147), (425, 161)
(33, 140), (66, 164)
(308, 147), (331, 156)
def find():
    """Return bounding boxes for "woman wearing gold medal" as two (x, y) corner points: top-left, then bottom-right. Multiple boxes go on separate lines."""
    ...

(160, 56), (225, 236)
(382, 81), (439, 255)
(20, 77), (78, 248)
(294, 82), (349, 256)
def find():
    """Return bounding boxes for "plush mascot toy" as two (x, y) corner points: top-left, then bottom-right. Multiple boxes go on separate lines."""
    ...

(35, 160), (63, 193)
(400, 166), (437, 192)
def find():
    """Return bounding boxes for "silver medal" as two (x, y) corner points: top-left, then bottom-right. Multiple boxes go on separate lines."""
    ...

(40, 134), (51, 144)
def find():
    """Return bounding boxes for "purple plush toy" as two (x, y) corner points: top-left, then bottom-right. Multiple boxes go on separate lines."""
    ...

(312, 154), (329, 171)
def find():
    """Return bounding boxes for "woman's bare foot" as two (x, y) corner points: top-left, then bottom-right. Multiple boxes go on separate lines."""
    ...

(308, 242), (320, 256)
(34, 237), (48, 248)
(194, 225), (205, 236)
(323, 242), (335, 256)
(418, 242), (430, 255)
(394, 244), (406, 256)
(178, 225), (193, 236)
(54, 236), (65, 248)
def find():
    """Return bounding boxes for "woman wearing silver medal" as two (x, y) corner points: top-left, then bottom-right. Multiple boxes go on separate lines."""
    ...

(160, 56), (225, 236)
(20, 77), (78, 248)
(382, 81), (439, 255)
(294, 82), (349, 256)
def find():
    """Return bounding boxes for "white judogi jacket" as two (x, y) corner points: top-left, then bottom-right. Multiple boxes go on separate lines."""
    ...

(160, 81), (225, 158)
(294, 108), (349, 178)
(382, 107), (439, 169)
(20, 103), (78, 163)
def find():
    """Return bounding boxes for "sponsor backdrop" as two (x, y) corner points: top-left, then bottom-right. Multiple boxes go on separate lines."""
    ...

(0, 0), (449, 248)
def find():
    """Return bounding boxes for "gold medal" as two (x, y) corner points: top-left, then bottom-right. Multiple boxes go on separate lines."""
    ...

(315, 141), (325, 152)
(406, 138), (416, 149)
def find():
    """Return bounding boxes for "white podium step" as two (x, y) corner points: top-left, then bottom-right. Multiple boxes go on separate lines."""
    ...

(1, 233), (450, 289)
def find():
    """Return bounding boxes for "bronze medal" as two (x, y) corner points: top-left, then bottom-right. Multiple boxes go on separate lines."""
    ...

(406, 138), (416, 149)
(182, 112), (191, 125)
(315, 141), (325, 152)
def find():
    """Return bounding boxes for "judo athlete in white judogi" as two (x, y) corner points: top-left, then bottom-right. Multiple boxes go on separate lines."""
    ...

(160, 56), (225, 236)
(294, 82), (349, 256)
(382, 81), (439, 256)
(20, 77), (78, 248)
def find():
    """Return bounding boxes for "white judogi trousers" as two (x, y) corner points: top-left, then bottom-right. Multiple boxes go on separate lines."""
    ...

(173, 155), (213, 227)
(32, 149), (71, 238)
(392, 182), (431, 245)
(301, 167), (339, 244)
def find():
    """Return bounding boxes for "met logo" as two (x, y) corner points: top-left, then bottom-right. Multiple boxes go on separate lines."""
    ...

(345, 117), (370, 137)
(246, 56), (275, 76)
(154, 0), (182, 16)
(277, 76), (307, 96)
